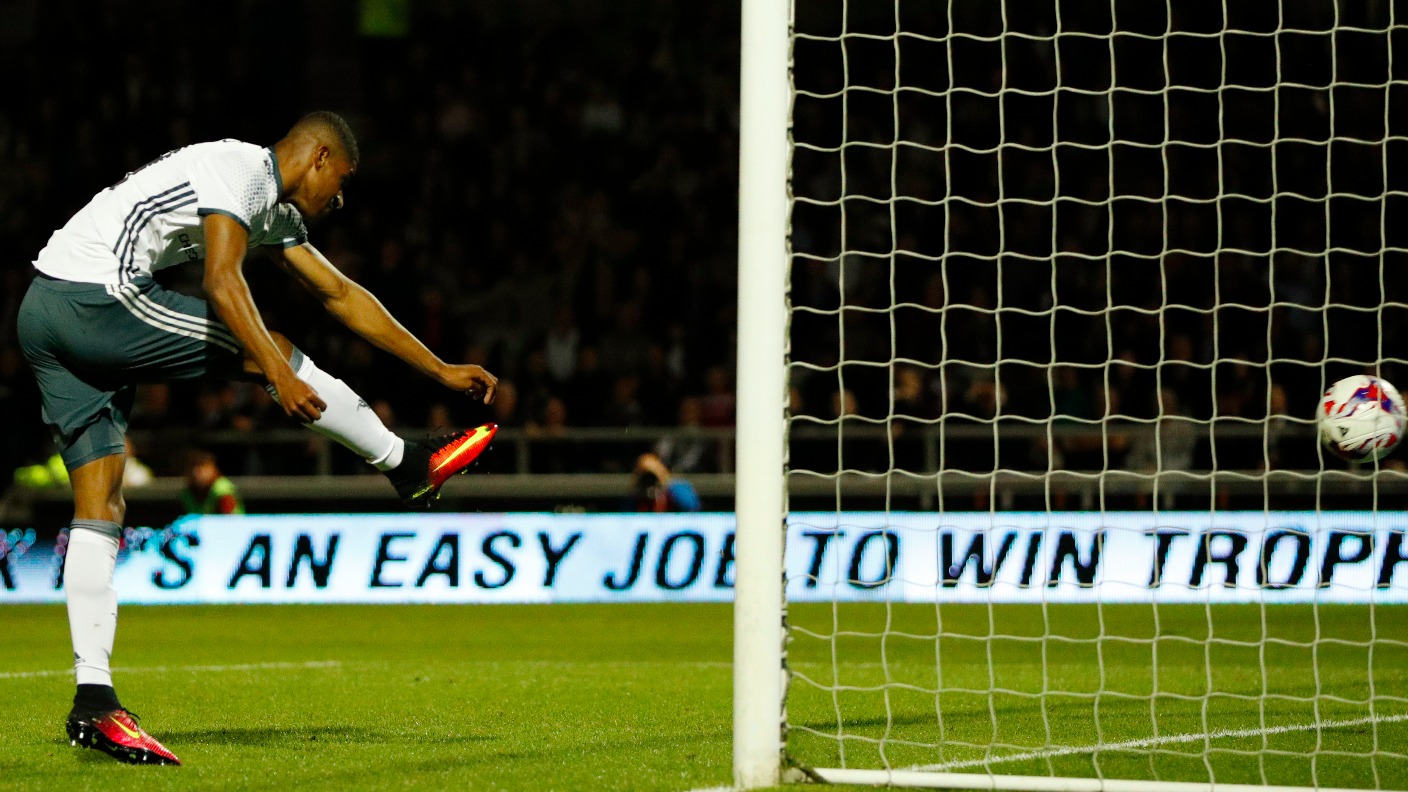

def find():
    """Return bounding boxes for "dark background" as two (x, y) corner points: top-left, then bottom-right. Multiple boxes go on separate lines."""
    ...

(0, 0), (1404, 513)
(0, 0), (741, 483)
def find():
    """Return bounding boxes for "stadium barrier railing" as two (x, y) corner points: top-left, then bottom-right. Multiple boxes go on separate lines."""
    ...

(7, 424), (1402, 506)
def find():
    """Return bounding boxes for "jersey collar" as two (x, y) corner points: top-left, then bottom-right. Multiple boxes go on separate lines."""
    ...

(266, 147), (285, 197)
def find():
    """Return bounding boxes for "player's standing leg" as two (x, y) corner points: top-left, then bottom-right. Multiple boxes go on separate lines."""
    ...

(18, 275), (184, 765)
(61, 454), (182, 765)
(65, 453), (124, 700)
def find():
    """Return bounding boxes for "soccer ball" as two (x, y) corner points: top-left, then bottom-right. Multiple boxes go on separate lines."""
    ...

(1317, 375), (1406, 462)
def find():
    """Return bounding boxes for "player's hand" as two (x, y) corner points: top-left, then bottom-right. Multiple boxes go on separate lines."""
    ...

(271, 371), (327, 422)
(440, 364), (498, 404)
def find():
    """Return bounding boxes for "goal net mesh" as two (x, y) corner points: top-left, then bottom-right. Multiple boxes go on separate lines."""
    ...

(783, 0), (1408, 787)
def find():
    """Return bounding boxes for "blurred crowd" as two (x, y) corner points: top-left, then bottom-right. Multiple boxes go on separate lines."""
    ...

(0, 0), (1405, 487)
(786, 0), (1408, 477)
(0, 0), (742, 479)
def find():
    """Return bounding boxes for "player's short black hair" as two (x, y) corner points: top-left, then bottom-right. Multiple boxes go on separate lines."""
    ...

(290, 111), (359, 166)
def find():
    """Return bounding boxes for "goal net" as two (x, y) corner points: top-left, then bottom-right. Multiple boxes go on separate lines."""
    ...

(735, 1), (1408, 790)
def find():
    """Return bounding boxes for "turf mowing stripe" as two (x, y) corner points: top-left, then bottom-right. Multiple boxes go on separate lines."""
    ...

(0, 660), (343, 680)
(910, 712), (1408, 772)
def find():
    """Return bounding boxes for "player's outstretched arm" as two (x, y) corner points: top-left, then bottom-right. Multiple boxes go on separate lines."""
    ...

(203, 214), (327, 421)
(269, 242), (497, 404)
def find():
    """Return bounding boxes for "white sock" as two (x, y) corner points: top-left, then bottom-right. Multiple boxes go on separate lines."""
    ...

(278, 353), (405, 471)
(66, 522), (121, 687)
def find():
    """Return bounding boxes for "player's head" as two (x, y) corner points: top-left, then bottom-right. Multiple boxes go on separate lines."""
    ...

(276, 111), (359, 219)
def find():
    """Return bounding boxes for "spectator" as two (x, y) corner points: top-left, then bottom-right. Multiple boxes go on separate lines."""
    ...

(526, 396), (574, 474)
(628, 452), (701, 513)
(655, 396), (720, 474)
(698, 364), (736, 428)
(638, 343), (681, 426)
(602, 375), (645, 428)
(491, 380), (523, 428)
(1126, 388), (1198, 509)
(890, 365), (937, 471)
(542, 305), (580, 384)
(121, 437), (155, 489)
(180, 450), (244, 516)
(597, 300), (652, 377)
(565, 346), (611, 426)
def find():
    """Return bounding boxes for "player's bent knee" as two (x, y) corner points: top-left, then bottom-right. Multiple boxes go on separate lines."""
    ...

(267, 331), (294, 359)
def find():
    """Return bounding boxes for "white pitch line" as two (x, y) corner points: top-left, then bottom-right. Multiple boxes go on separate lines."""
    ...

(912, 712), (1408, 772)
(0, 660), (342, 680)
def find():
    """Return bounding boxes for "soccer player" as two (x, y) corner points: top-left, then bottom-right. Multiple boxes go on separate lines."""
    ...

(17, 112), (499, 766)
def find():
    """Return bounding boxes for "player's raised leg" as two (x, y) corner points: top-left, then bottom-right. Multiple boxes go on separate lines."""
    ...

(252, 333), (497, 508)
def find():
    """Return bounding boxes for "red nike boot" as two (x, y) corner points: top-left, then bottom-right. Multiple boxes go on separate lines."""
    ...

(387, 423), (498, 508)
(66, 708), (181, 766)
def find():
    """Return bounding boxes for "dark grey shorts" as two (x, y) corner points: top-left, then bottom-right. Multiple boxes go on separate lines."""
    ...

(17, 273), (243, 469)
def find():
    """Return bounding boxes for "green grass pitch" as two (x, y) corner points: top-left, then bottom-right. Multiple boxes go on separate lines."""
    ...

(788, 603), (1408, 790)
(2, 603), (1405, 790)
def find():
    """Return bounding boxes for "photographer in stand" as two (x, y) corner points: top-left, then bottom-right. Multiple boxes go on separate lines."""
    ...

(628, 452), (701, 513)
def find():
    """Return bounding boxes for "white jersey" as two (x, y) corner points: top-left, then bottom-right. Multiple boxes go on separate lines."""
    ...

(33, 140), (308, 285)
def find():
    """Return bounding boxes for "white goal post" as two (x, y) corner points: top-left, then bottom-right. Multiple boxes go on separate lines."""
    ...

(734, 1), (1408, 790)
(733, 0), (790, 786)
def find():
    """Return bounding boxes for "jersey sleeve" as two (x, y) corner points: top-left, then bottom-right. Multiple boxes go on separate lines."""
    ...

(266, 205), (309, 248)
(191, 147), (272, 231)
